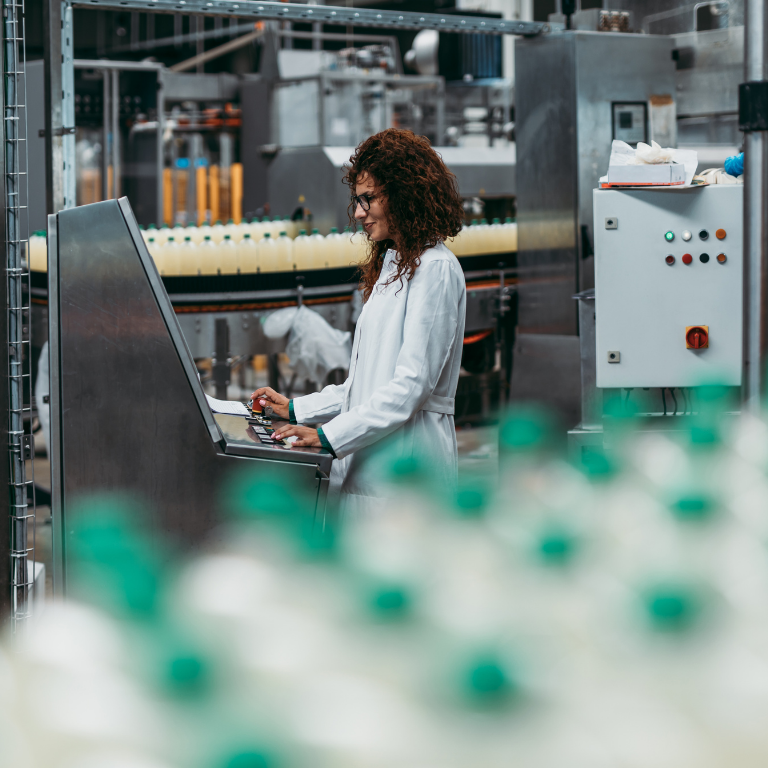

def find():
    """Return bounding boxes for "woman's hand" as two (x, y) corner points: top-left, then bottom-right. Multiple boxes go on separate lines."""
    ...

(250, 387), (290, 420)
(273, 425), (321, 448)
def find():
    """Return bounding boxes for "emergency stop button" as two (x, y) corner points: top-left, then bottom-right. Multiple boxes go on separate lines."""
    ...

(686, 326), (709, 349)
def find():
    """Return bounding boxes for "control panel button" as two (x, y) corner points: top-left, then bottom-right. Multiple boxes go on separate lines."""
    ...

(716, 228), (726, 240)
(700, 253), (710, 263)
(682, 230), (692, 241)
(682, 253), (693, 265)
(665, 231), (675, 242)
(665, 255), (675, 265)
(686, 326), (709, 349)
(717, 253), (727, 264)
(699, 229), (709, 240)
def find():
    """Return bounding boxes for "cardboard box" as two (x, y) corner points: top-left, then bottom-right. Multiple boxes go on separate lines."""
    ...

(604, 162), (686, 187)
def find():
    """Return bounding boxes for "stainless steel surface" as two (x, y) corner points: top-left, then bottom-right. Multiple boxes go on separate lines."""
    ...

(67, 0), (548, 36)
(742, 0), (768, 411)
(61, 3), (76, 210)
(48, 198), (332, 596)
(574, 289), (601, 430)
(515, 32), (676, 335)
(269, 145), (516, 236)
(4, 0), (35, 628)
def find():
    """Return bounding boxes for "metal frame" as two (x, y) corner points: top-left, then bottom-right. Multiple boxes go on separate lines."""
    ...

(4, 0), (34, 629)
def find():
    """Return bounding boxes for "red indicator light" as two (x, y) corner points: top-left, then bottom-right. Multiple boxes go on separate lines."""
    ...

(665, 255), (675, 265)
(682, 254), (693, 265)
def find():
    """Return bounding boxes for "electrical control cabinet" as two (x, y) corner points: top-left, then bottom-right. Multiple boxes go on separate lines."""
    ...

(594, 185), (743, 388)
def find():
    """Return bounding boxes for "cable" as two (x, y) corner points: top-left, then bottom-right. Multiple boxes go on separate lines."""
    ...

(670, 388), (678, 416)
(681, 387), (689, 415)
(661, 388), (667, 416)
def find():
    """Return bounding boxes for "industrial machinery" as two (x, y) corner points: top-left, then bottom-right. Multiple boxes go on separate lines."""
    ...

(569, 183), (743, 455)
(595, 185), (743, 389)
(47, 198), (333, 591)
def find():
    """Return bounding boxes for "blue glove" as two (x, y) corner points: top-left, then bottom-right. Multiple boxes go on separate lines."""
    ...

(724, 152), (744, 177)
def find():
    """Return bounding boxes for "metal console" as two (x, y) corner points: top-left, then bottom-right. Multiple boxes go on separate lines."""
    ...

(48, 198), (333, 595)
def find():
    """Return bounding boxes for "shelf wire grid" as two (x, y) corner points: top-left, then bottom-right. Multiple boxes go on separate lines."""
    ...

(4, 0), (34, 632)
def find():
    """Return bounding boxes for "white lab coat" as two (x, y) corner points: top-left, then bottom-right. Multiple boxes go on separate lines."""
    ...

(293, 243), (466, 515)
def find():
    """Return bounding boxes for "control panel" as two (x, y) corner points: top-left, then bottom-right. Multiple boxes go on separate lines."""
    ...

(594, 185), (743, 388)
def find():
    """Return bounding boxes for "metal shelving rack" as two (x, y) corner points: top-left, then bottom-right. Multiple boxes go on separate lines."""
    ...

(4, 0), (34, 630)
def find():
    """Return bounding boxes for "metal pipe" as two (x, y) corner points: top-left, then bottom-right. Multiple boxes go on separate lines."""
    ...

(111, 69), (120, 198)
(743, 0), (768, 411)
(102, 70), (110, 199)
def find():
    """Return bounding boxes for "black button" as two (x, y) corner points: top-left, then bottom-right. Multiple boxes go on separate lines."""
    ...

(700, 253), (710, 263)
(699, 230), (709, 240)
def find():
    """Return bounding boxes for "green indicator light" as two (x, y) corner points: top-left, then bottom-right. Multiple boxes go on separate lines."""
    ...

(665, 231), (675, 242)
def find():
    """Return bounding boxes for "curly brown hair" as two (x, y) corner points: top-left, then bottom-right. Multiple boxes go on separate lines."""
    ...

(343, 129), (464, 300)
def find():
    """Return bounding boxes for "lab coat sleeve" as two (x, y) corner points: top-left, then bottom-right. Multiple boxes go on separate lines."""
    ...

(320, 260), (460, 459)
(292, 381), (348, 424)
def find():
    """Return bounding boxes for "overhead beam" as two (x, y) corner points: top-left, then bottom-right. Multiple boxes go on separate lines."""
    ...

(69, 0), (549, 36)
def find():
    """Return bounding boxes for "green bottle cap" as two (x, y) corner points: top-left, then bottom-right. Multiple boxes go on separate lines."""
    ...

(148, 237), (155, 243)
(215, 220), (223, 225)
(161, 223), (170, 229)
(185, 236), (191, 241)
(492, 218), (500, 224)
(224, 234), (231, 240)
(368, 584), (411, 619)
(471, 219), (478, 226)
(481, 218), (488, 225)
(168, 236), (175, 242)
(243, 233), (251, 239)
(148, 224), (157, 230)
(204, 235), (212, 241)
(505, 217), (513, 223)
(262, 216), (270, 222)
(263, 232), (271, 238)
(312, 228), (319, 234)
(300, 229), (307, 236)
(279, 231), (287, 237)
(228, 218), (234, 224)
(330, 227), (338, 233)
(139, 224), (145, 230)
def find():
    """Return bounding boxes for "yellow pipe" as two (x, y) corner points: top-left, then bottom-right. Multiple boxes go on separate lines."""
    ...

(196, 165), (208, 225)
(163, 168), (173, 226)
(230, 162), (243, 224)
(209, 165), (220, 223)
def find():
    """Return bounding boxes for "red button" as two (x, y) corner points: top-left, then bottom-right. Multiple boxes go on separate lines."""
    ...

(682, 253), (693, 265)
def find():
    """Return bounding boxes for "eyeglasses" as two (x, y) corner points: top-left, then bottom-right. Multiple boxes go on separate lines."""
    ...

(351, 193), (376, 212)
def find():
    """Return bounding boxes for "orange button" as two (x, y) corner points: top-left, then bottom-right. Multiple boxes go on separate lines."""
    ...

(717, 253), (727, 264)
(682, 253), (693, 265)
(716, 229), (726, 240)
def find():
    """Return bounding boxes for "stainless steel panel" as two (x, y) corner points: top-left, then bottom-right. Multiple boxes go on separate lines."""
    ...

(515, 33), (578, 334)
(575, 289), (601, 429)
(515, 32), (676, 335)
(160, 70), (240, 101)
(48, 199), (331, 595)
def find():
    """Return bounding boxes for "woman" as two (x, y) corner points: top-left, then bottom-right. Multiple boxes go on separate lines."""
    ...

(252, 129), (466, 513)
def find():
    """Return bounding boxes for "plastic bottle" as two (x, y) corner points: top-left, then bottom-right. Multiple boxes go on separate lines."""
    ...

(161, 236), (181, 276)
(504, 217), (518, 253)
(309, 228), (326, 269)
(220, 234), (238, 274)
(293, 230), (312, 271)
(28, 231), (48, 272)
(285, 217), (299, 239)
(179, 235), (199, 276)
(186, 222), (204, 245)
(276, 230), (294, 271)
(144, 223), (158, 244)
(247, 217), (264, 242)
(348, 226), (368, 265)
(147, 236), (162, 272)
(210, 219), (226, 244)
(324, 227), (343, 268)
(199, 234), (219, 276)
(258, 232), (278, 273)
(156, 223), (171, 247)
(268, 216), (283, 240)
(237, 232), (259, 274)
